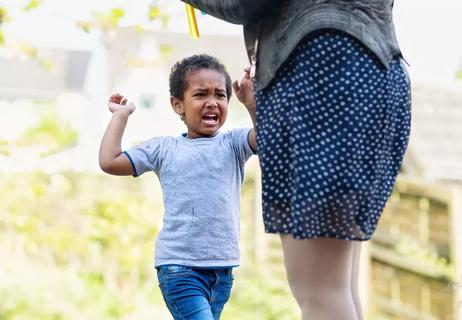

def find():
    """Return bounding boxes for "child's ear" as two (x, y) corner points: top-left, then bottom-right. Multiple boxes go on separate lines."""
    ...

(170, 96), (184, 116)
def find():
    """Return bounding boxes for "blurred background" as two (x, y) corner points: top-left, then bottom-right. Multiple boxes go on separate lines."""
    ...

(1, 1), (462, 319)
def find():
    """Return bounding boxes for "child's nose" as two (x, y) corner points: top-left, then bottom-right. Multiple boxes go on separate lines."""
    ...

(205, 97), (219, 107)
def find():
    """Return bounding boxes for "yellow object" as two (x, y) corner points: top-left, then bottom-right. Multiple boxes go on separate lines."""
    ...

(185, 4), (200, 39)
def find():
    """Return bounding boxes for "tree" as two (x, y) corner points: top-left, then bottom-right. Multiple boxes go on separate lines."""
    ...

(0, 0), (171, 68)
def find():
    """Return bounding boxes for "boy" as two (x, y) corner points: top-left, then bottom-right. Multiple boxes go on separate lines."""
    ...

(99, 54), (256, 320)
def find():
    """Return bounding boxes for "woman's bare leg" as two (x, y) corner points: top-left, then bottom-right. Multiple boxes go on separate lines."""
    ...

(351, 241), (363, 320)
(280, 235), (358, 320)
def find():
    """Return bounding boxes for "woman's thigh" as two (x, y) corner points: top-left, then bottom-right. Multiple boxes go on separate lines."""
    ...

(280, 236), (356, 291)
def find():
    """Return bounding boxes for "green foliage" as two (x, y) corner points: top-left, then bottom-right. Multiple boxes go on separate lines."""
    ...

(2, 3), (169, 69)
(17, 108), (78, 156)
(395, 237), (456, 279)
(0, 6), (9, 44)
(0, 139), (10, 156)
(148, 6), (160, 21)
(75, 5), (168, 34)
(0, 7), (9, 25)
(0, 172), (164, 319)
(159, 44), (172, 60)
(22, 0), (41, 12)
(91, 8), (125, 31)
(456, 69), (462, 80)
(148, 5), (169, 27)
(0, 172), (299, 319)
(224, 270), (299, 320)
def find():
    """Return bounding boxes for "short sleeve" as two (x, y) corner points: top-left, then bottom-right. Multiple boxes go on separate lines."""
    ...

(227, 128), (256, 163)
(123, 137), (166, 177)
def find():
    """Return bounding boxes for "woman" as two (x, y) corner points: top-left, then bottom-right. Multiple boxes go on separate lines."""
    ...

(181, 1), (411, 319)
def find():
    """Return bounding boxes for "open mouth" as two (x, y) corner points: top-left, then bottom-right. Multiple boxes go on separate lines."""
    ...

(201, 113), (219, 125)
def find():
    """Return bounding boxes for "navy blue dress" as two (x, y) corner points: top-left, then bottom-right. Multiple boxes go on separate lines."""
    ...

(256, 29), (411, 240)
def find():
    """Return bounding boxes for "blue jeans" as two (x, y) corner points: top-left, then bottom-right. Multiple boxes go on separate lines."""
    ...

(157, 265), (234, 320)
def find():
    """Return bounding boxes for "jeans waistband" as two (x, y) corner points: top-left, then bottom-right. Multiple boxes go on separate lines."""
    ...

(156, 265), (233, 275)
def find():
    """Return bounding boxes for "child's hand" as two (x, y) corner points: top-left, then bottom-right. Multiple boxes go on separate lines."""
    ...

(233, 67), (256, 110)
(234, 67), (257, 151)
(108, 93), (136, 115)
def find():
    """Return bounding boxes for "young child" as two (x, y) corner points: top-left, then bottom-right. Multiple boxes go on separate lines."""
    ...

(99, 54), (256, 320)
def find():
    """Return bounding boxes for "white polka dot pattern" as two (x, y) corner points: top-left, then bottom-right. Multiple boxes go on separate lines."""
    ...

(255, 30), (411, 240)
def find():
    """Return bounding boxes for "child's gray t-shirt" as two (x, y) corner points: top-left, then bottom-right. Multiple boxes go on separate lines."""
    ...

(124, 128), (255, 268)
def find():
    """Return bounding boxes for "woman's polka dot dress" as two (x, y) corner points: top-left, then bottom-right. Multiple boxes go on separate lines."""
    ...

(255, 29), (411, 240)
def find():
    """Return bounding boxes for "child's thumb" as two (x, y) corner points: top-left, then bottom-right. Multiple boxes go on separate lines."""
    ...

(232, 80), (239, 93)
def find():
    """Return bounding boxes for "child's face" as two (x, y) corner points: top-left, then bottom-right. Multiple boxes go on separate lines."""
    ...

(171, 68), (229, 139)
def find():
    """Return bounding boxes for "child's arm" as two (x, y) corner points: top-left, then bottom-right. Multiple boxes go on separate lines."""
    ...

(233, 67), (257, 152)
(99, 93), (136, 176)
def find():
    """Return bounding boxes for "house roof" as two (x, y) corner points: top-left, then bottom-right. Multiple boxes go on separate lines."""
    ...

(402, 83), (462, 183)
(0, 49), (91, 100)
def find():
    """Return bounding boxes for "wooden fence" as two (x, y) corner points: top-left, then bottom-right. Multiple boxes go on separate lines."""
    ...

(245, 165), (462, 319)
(370, 177), (462, 320)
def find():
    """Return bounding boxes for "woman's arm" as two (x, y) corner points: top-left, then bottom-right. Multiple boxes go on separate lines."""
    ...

(180, 0), (276, 25)
(99, 94), (136, 176)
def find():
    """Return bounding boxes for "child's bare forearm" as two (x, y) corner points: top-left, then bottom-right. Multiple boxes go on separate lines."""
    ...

(233, 68), (257, 151)
(246, 103), (256, 129)
(99, 94), (136, 175)
(244, 100), (257, 130)
(99, 111), (130, 171)
(246, 105), (257, 151)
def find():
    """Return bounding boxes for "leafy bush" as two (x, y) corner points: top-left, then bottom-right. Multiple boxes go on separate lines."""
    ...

(0, 172), (299, 319)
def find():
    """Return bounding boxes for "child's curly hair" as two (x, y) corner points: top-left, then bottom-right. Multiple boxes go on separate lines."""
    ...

(169, 54), (232, 101)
